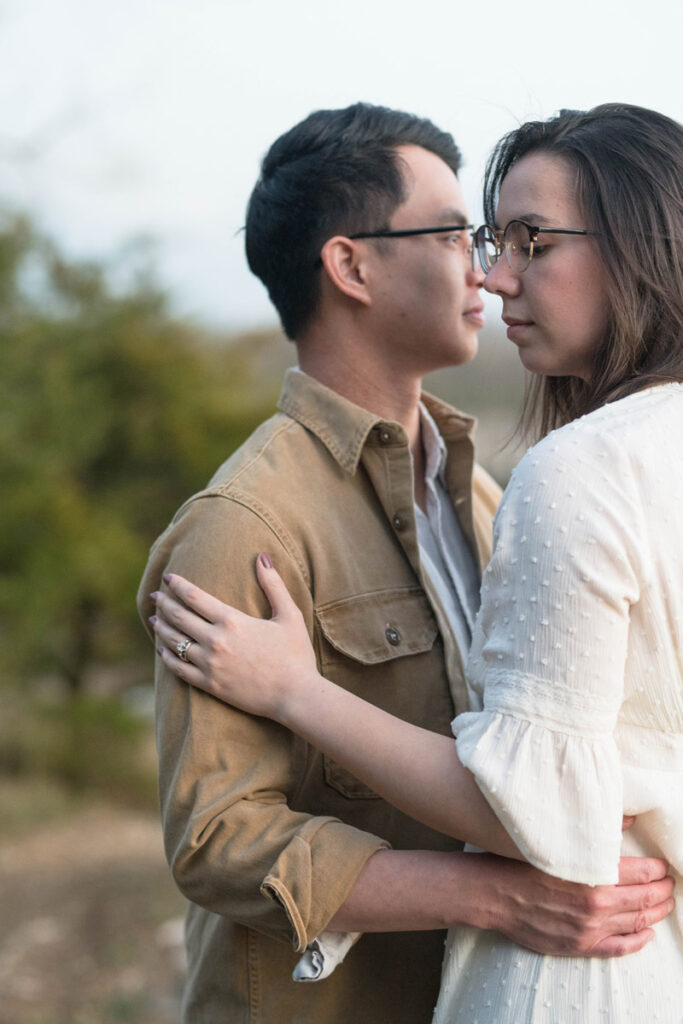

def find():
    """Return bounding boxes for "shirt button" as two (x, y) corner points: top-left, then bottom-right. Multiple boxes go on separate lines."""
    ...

(385, 626), (401, 646)
(379, 428), (392, 444)
(392, 513), (405, 531)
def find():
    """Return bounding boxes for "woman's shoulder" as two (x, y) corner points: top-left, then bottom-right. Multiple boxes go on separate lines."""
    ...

(512, 383), (682, 487)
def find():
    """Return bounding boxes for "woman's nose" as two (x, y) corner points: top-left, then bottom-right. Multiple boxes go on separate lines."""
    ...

(483, 257), (521, 297)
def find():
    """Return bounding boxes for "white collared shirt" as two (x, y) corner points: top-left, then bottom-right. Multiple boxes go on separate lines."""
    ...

(415, 402), (481, 665)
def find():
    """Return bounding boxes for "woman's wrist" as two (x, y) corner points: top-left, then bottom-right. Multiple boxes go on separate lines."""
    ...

(276, 668), (328, 732)
(276, 667), (339, 741)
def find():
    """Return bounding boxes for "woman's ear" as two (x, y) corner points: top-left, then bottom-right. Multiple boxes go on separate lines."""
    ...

(319, 236), (372, 307)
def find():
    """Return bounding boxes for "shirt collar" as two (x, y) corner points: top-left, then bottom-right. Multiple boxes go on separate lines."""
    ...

(419, 401), (448, 485)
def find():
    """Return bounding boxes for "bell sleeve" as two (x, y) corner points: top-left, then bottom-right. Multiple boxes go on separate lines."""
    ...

(454, 425), (645, 885)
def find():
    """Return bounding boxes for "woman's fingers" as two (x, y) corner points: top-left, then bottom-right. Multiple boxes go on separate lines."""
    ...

(150, 613), (217, 695)
(162, 573), (229, 625)
(151, 589), (217, 647)
(148, 556), (316, 719)
(156, 643), (211, 692)
(256, 553), (304, 622)
(157, 558), (298, 632)
(150, 612), (201, 665)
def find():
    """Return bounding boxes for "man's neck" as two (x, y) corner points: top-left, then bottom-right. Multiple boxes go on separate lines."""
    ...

(298, 342), (423, 449)
(297, 338), (427, 511)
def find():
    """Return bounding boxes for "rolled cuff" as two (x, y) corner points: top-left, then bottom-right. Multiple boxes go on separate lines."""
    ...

(292, 931), (361, 982)
(453, 709), (623, 885)
(261, 822), (389, 952)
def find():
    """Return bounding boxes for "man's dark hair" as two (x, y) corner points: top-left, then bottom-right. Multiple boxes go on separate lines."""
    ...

(245, 102), (462, 339)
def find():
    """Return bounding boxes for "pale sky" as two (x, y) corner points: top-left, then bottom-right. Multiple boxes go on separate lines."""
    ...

(1, 0), (681, 328)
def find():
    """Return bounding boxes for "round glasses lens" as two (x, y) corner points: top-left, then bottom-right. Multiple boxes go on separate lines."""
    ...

(504, 220), (533, 272)
(475, 226), (498, 273)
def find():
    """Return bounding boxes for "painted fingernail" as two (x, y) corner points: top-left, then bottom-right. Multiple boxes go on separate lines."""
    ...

(148, 615), (157, 626)
(156, 647), (164, 657)
(259, 552), (273, 569)
(163, 574), (171, 584)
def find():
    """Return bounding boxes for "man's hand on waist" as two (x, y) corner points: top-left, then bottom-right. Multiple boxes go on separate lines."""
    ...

(468, 853), (674, 958)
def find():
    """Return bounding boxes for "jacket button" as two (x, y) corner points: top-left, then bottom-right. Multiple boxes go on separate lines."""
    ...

(379, 428), (392, 444)
(392, 513), (405, 531)
(385, 626), (401, 646)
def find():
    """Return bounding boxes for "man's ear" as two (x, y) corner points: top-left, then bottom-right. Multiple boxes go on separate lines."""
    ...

(319, 236), (372, 307)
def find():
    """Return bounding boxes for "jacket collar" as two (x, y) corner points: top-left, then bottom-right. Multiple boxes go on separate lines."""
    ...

(277, 368), (477, 475)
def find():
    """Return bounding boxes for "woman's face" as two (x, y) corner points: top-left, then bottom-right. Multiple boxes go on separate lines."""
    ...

(484, 153), (610, 382)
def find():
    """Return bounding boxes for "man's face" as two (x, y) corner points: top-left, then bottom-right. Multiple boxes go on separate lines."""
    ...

(363, 144), (485, 374)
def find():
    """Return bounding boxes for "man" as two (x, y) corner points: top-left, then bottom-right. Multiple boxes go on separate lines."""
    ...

(138, 103), (672, 1023)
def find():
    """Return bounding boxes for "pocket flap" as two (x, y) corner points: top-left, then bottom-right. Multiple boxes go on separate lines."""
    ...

(316, 587), (438, 665)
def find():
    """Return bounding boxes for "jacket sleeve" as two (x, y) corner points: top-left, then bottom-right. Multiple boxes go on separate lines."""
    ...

(137, 492), (388, 952)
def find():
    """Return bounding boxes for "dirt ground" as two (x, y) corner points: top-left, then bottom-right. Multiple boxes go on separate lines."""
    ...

(0, 799), (187, 1024)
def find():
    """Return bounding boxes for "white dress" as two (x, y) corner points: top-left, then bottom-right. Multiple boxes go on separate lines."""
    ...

(435, 384), (683, 1024)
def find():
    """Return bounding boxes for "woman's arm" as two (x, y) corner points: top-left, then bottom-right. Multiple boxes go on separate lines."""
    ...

(150, 558), (523, 861)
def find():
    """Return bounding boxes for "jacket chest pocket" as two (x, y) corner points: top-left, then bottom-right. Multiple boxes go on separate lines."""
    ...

(315, 587), (439, 800)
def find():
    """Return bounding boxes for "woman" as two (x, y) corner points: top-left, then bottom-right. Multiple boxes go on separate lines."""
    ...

(150, 104), (683, 1021)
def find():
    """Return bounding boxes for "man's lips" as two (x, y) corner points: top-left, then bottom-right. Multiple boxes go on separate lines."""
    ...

(463, 304), (485, 327)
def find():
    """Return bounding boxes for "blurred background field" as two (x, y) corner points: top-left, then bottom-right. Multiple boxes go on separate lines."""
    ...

(0, 208), (524, 1023)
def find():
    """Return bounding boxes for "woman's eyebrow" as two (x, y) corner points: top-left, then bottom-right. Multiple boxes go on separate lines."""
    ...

(494, 212), (557, 228)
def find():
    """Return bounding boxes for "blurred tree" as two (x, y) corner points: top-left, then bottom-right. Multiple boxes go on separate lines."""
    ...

(0, 212), (279, 695)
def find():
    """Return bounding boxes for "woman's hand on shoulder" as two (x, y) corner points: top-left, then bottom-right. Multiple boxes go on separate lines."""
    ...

(149, 553), (319, 721)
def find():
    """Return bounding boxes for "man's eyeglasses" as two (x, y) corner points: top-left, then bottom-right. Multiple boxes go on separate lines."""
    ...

(349, 224), (474, 240)
(313, 224), (474, 269)
(474, 220), (591, 274)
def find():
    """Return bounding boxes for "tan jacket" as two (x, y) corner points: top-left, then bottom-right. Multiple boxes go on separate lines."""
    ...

(138, 369), (501, 1024)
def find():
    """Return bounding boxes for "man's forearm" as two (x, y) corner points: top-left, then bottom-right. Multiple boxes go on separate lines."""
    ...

(328, 848), (491, 932)
(328, 848), (675, 958)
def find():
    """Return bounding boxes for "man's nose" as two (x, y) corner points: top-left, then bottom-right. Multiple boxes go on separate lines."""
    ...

(466, 264), (486, 289)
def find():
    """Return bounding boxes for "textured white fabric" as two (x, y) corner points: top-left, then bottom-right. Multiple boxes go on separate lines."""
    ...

(436, 383), (683, 1023)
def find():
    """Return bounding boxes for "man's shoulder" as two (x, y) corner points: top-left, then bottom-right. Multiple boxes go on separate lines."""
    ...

(138, 408), (324, 606)
(205, 409), (302, 495)
(170, 400), (350, 529)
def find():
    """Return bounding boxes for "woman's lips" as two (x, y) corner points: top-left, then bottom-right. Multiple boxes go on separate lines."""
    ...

(503, 315), (533, 341)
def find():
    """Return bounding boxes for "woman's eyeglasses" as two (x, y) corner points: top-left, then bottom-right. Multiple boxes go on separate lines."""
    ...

(474, 220), (591, 274)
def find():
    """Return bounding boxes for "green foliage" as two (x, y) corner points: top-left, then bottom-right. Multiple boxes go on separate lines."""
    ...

(0, 692), (157, 805)
(0, 211), (279, 693)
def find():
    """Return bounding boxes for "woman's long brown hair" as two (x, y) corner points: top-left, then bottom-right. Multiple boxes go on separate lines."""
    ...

(483, 103), (683, 440)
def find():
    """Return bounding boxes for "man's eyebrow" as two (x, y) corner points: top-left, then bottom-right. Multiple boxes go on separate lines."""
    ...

(436, 208), (470, 225)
